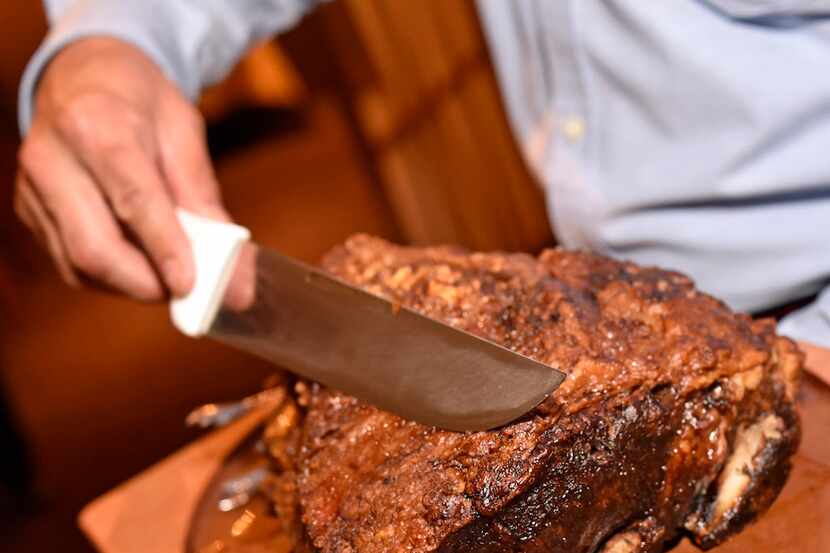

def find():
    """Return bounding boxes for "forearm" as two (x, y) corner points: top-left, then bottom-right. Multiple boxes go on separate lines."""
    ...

(20, 0), (322, 134)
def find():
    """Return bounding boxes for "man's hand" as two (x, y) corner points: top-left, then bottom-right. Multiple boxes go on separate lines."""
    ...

(798, 341), (830, 386)
(15, 37), (233, 302)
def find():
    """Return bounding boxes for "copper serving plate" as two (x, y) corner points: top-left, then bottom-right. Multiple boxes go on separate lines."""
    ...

(186, 432), (296, 553)
(80, 374), (830, 553)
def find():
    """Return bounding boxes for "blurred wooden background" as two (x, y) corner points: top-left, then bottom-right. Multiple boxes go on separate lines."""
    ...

(0, 2), (552, 552)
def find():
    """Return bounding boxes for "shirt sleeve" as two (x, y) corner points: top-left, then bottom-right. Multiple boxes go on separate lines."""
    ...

(778, 286), (830, 349)
(700, 0), (830, 19)
(19, 0), (322, 135)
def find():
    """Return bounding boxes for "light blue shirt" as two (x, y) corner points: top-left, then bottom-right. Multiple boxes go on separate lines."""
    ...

(19, 0), (830, 348)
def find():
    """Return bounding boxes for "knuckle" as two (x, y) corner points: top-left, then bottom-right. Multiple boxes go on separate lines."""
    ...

(56, 93), (147, 151)
(12, 191), (28, 222)
(110, 182), (148, 223)
(65, 234), (107, 276)
(165, 106), (206, 156)
(18, 134), (47, 170)
(12, 198), (30, 228)
(171, 95), (203, 125)
(97, 136), (139, 164)
(54, 94), (105, 141)
(12, 177), (35, 227)
(60, 270), (82, 290)
(185, 108), (206, 136)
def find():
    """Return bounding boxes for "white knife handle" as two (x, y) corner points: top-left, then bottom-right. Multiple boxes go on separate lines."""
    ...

(170, 208), (251, 337)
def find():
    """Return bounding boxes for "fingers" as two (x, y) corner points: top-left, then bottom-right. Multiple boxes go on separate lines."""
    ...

(157, 98), (228, 221)
(53, 92), (194, 296)
(18, 124), (165, 300)
(14, 171), (80, 288)
(223, 242), (257, 312)
(19, 37), (210, 301)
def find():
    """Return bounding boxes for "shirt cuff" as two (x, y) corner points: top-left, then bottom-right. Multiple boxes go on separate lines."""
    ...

(778, 287), (830, 349)
(18, 0), (211, 136)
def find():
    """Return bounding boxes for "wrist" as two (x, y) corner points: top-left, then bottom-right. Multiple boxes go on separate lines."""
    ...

(18, 0), (202, 136)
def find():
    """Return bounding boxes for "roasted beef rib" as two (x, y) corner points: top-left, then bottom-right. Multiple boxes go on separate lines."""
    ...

(266, 236), (801, 553)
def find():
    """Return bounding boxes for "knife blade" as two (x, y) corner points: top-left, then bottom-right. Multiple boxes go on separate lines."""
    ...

(170, 210), (566, 431)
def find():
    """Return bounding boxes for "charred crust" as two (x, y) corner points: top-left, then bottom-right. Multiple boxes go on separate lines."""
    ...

(267, 237), (804, 553)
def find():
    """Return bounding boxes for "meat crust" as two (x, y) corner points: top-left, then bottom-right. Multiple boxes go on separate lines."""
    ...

(286, 236), (801, 553)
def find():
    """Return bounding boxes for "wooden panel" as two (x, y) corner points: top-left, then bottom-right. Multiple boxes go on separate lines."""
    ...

(371, 56), (551, 251)
(339, 0), (422, 141)
(379, 136), (462, 246)
(462, 69), (553, 251)
(316, 0), (554, 252)
(335, 0), (485, 146)
(200, 42), (306, 122)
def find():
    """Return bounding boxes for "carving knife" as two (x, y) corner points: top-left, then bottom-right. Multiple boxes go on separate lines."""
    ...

(169, 209), (566, 431)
